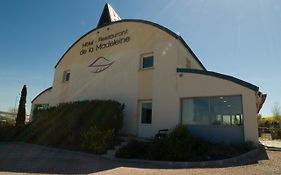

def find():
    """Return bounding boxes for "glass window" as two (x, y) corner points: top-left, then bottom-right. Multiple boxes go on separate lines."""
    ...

(62, 70), (70, 82)
(211, 96), (243, 126)
(65, 72), (70, 81)
(140, 101), (152, 124)
(181, 98), (209, 125)
(141, 55), (154, 69)
(36, 104), (49, 110)
(181, 96), (243, 126)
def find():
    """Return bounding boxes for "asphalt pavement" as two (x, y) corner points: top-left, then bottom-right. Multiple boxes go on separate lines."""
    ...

(0, 142), (279, 175)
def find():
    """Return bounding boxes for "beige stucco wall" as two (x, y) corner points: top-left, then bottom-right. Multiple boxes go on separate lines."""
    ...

(30, 88), (52, 120)
(175, 73), (258, 143)
(31, 21), (258, 143)
(32, 21), (203, 136)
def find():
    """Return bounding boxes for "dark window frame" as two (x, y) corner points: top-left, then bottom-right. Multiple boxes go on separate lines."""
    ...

(140, 101), (152, 124)
(62, 70), (71, 82)
(181, 95), (244, 126)
(140, 53), (154, 70)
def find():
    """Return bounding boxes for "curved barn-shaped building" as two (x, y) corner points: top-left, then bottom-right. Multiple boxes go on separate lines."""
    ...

(32, 4), (266, 144)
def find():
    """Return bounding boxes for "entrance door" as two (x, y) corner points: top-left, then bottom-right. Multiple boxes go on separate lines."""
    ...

(138, 100), (153, 138)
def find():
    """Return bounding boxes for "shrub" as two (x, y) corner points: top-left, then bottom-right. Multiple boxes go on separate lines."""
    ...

(258, 119), (281, 139)
(116, 125), (255, 161)
(116, 125), (209, 161)
(115, 139), (150, 159)
(0, 121), (16, 141)
(0, 100), (124, 154)
(270, 125), (281, 139)
(148, 125), (209, 161)
(81, 127), (115, 154)
(27, 100), (124, 147)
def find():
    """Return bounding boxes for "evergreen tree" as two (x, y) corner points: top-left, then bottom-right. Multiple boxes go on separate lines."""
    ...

(16, 85), (27, 127)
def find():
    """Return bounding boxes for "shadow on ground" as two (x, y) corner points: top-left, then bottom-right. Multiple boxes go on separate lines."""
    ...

(0, 142), (269, 174)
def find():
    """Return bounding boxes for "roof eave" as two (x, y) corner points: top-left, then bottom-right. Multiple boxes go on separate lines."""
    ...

(177, 68), (259, 92)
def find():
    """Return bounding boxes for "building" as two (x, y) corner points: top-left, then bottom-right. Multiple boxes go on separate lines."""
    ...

(32, 4), (266, 144)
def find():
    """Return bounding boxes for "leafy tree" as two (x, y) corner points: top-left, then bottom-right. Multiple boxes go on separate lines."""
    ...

(16, 85), (27, 127)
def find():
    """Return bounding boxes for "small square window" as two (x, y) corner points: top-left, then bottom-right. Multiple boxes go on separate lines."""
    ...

(36, 104), (49, 110)
(141, 55), (154, 69)
(63, 70), (70, 82)
(65, 73), (70, 81)
(140, 101), (152, 124)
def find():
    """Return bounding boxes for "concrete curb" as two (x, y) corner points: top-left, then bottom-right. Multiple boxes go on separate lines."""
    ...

(100, 148), (263, 168)
(260, 140), (281, 151)
(265, 146), (281, 151)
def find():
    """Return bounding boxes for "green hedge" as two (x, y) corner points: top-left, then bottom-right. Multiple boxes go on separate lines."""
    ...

(0, 100), (124, 153)
(81, 127), (115, 154)
(0, 121), (17, 141)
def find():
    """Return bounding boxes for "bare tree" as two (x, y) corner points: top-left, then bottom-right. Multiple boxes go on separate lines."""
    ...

(272, 102), (281, 117)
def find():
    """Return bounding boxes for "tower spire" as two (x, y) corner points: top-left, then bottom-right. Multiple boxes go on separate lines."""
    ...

(97, 3), (121, 27)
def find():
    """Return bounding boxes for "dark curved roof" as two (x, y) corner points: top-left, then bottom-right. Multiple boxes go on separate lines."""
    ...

(176, 68), (259, 92)
(31, 87), (52, 103)
(54, 19), (206, 70)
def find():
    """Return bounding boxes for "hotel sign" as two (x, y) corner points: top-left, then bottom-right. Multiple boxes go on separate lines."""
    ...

(80, 29), (130, 55)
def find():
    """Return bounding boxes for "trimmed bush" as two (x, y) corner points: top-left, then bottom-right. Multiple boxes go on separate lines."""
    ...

(81, 127), (115, 154)
(116, 125), (255, 161)
(27, 100), (124, 146)
(0, 121), (16, 141)
(0, 100), (124, 153)
(115, 139), (150, 159)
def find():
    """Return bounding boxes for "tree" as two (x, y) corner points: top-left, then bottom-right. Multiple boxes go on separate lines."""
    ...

(16, 85), (27, 127)
(272, 102), (281, 117)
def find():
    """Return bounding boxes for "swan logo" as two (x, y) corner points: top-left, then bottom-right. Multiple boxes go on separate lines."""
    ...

(89, 57), (114, 73)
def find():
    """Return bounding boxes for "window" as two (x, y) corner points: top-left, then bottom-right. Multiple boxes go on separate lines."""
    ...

(211, 96), (243, 125)
(181, 96), (243, 126)
(140, 101), (152, 124)
(62, 70), (70, 82)
(35, 104), (49, 110)
(181, 98), (209, 125)
(141, 54), (154, 69)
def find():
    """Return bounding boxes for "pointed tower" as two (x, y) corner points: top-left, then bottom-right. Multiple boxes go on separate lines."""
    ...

(97, 3), (121, 27)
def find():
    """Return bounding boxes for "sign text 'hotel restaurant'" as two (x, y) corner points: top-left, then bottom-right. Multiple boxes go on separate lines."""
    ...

(80, 29), (130, 55)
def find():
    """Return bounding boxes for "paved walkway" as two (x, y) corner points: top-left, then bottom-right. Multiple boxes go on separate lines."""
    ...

(259, 139), (281, 149)
(0, 142), (280, 175)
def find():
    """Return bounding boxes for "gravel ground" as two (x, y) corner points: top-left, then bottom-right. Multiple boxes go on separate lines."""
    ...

(0, 142), (280, 175)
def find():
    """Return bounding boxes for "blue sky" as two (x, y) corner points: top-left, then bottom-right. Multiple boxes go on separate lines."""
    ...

(0, 0), (280, 116)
